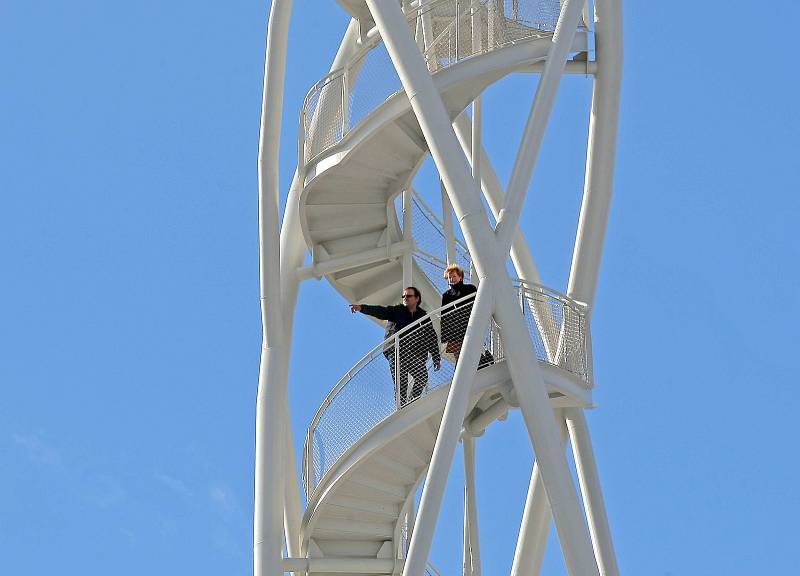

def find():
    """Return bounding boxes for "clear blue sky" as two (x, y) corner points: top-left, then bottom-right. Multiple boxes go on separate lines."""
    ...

(2, 1), (799, 574)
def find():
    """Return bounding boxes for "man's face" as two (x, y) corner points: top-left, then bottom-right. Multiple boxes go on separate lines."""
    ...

(447, 270), (463, 285)
(402, 290), (418, 309)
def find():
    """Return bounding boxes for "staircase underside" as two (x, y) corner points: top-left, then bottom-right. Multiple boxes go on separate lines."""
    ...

(301, 360), (592, 564)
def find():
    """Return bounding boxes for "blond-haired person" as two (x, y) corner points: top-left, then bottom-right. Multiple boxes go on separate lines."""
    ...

(440, 264), (477, 361)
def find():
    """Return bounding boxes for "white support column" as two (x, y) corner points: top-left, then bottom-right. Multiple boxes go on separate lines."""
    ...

(511, 463), (551, 576)
(510, 412), (569, 576)
(279, 170), (305, 558)
(463, 497), (471, 576)
(495, 0), (585, 253)
(364, 1), (598, 573)
(403, 188), (414, 287)
(565, 409), (619, 576)
(561, 5), (623, 571)
(463, 435), (481, 576)
(402, 283), (494, 576)
(254, 349), (287, 576)
(567, 0), (623, 310)
(441, 180), (457, 265)
(471, 103), (481, 190)
(255, 1), (293, 574)
(275, 16), (363, 558)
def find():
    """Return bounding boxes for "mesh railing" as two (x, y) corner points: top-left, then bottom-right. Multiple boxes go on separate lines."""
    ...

(300, 0), (571, 165)
(302, 281), (591, 496)
(398, 190), (473, 293)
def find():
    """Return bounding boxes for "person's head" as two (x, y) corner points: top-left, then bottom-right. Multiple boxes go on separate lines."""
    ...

(401, 286), (421, 310)
(444, 264), (465, 286)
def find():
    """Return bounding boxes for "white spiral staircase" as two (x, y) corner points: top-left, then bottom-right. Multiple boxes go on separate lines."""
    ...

(292, 0), (596, 570)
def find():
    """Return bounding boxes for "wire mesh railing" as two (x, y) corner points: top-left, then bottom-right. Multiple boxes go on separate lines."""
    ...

(300, 0), (574, 165)
(302, 280), (591, 496)
(398, 190), (473, 293)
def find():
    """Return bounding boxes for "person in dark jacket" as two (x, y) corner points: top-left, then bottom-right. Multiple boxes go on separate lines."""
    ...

(440, 264), (478, 361)
(350, 286), (441, 407)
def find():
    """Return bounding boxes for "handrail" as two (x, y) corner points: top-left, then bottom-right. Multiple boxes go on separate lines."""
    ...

(302, 279), (591, 495)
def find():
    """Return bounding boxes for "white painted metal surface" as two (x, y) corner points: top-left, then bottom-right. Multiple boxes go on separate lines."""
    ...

(254, 0), (622, 574)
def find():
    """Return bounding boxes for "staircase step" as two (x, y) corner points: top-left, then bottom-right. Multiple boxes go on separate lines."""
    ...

(314, 517), (395, 540)
(368, 453), (420, 485)
(321, 502), (400, 524)
(326, 496), (401, 520)
(338, 477), (408, 502)
(309, 222), (387, 244)
(311, 538), (385, 559)
(306, 203), (387, 235)
(320, 230), (389, 260)
(383, 435), (431, 469)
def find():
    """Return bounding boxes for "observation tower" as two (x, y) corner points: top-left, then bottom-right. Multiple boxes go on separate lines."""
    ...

(254, 1), (622, 574)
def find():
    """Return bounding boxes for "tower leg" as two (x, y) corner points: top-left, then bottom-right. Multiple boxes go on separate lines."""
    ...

(511, 463), (551, 576)
(463, 435), (481, 576)
(255, 1), (295, 573)
(511, 413), (568, 576)
(254, 347), (287, 576)
(565, 409), (619, 576)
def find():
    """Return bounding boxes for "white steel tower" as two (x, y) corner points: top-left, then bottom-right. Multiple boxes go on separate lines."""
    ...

(254, 1), (622, 574)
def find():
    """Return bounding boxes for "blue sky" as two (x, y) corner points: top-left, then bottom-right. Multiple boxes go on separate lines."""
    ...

(2, 1), (799, 574)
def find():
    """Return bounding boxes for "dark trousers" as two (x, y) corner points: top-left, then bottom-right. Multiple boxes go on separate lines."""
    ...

(386, 351), (428, 408)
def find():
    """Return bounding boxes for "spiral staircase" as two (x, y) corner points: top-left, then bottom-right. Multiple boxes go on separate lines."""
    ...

(289, 1), (597, 571)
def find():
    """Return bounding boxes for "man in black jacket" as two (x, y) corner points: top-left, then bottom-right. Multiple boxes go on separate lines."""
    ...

(440, 264), (478, 361)
(350, 286), (441, 407)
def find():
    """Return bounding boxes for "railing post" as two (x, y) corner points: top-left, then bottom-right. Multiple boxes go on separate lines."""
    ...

(394, 334), (401, 409)
(455, 0), (460, 61)
(306, 428), (316, 494)
(341, 70), (350, 137)
(470, 0), (481, 55)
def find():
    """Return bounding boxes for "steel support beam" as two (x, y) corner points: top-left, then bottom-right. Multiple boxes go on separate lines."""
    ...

(565, 409), (619, 576)
(255, 1), (294, 573)
(257, 11), (363, 572)
(403, 188), (414, 287)
(495, 0), (585, 254)
(567, 0), (623, 311)
(463, 435), (482, 576)
(510, 412), (568, 576)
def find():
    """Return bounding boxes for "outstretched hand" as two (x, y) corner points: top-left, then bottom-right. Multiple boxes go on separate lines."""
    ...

(434, 360), (441, 371)
(349, 304), (362, 313)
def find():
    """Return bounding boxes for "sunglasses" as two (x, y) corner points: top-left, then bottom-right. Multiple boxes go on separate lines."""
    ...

(401, 294), (417, 299)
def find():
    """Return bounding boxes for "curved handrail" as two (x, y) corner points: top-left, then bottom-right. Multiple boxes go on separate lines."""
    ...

(300, 0), (568, 166)
(302, 279), (591, 495)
